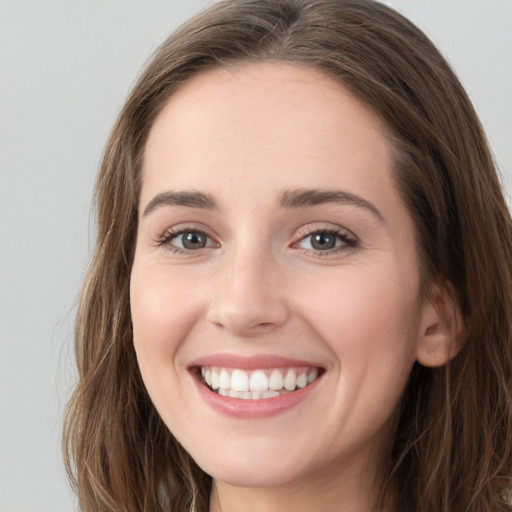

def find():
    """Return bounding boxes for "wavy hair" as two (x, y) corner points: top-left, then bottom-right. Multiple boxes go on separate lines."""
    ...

(63, 0), (512, 510)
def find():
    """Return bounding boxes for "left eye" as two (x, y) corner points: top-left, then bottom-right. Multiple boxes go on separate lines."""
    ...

(297, 231), (354, 251)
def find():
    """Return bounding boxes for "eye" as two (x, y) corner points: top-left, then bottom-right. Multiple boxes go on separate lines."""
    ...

(175, 231), (209, 250)
(295, 228), (358, 254)
(157, 228), (217, 252)
(304, 232), (339, 250)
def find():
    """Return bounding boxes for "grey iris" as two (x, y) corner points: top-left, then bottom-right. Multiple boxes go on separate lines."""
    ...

(311, 233), (336, 250)
(182, 232), (206, 249)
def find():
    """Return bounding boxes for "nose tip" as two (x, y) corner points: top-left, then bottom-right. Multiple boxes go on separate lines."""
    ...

(206, 260), (289, 337)
(207, 303), (288, 337)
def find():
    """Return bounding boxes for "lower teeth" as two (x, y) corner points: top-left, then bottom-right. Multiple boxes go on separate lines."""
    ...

(210, 386), (299, 400)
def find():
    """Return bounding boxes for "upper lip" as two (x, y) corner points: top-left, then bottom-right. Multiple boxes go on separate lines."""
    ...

(188, 353), (323, 371)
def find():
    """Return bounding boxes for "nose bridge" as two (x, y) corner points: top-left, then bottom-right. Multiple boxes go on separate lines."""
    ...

(207, 239), (289, 336)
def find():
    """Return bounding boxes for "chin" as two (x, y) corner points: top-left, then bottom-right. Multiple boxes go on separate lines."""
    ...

(203, 459), (307, 489)
(184, 436), (314, 488)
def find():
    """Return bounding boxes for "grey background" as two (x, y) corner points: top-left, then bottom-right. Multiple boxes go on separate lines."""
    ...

(0, 1), (510, 511)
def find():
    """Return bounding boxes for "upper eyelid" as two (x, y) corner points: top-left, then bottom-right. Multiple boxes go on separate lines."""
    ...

(158, 222), (216, 238)
(293, 222), (357, 240)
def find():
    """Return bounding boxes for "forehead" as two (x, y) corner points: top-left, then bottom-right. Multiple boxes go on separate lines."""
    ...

(141, 62), (394, 208)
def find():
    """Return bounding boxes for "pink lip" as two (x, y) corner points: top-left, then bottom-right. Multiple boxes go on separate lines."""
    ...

(192, 377), (322, 419)
(189, 353), (321, 370)
(188, 353), (324, 419)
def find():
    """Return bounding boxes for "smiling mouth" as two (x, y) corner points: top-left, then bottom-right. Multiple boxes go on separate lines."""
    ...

(197, 366), (323, 399)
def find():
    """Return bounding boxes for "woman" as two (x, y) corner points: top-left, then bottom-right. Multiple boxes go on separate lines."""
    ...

(63, 0), (512, 510)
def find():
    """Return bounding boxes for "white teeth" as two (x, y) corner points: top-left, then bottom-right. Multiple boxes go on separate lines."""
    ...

(211, 369), (220, 390)
(219, 369), (230, 390)
(268, 369), (283, 390)
(219, 389), (279, 399)
(284, 369), (297, 391)
(231, 369), (249, 392)
(249, 370), (269, 391)
(200, 366), (321, 398)
(296, 372), (307, 389)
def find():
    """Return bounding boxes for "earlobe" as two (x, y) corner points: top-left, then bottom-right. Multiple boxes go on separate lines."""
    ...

(415, 285), (464, 368)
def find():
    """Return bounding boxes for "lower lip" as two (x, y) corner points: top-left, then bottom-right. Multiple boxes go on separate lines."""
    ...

(193, 373), (322, 419)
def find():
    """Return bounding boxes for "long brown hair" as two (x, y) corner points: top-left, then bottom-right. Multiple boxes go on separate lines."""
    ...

(63, 1), (512, 510)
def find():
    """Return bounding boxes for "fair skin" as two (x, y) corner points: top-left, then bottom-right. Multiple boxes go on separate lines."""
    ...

(130, 63), (450, 512)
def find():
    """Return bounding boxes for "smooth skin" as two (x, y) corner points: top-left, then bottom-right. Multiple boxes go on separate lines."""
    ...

(130, 63), (454, 512)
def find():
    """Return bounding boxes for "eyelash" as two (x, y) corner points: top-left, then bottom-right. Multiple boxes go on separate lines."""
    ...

(156, 225), (359, 257)
(293, 227), (359, 257)
(156, 225), (216, 254)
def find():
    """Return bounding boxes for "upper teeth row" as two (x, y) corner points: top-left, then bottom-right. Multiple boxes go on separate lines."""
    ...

(201, 367), (319, 392)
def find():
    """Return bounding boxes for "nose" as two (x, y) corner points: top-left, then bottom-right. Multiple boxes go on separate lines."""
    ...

(206, 249), (290, 337)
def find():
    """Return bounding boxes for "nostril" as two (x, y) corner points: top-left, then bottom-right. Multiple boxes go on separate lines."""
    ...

(207, 304), (289, 336)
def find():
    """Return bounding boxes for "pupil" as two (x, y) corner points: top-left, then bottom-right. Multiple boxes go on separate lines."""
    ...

(182, 232), (206, 249)
(311, 233), (335, 250)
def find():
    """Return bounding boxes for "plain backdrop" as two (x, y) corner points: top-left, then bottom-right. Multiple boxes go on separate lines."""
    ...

(0, 1), (511, 511)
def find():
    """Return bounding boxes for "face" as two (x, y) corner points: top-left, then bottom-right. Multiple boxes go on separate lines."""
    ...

(131, 63), (432, 492)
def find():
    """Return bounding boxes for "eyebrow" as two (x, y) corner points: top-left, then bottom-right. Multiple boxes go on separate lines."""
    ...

(142, 187), (383, 222)
(143, 190), (218, 216)
(279, 188), (384, 221)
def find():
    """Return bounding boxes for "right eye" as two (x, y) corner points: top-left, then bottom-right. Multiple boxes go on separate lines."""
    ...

(158, 229), (217, 253)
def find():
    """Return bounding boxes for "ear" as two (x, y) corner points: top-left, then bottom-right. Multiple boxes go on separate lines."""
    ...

(415, 283), (464, 367)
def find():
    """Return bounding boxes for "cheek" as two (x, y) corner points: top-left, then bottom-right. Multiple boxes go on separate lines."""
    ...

(130, 263), (203, 376)
(293, 263), (421, 395)
(129, 262), (214, 436)
(297, 261), (420, 340)
(316, 279), (418, 440)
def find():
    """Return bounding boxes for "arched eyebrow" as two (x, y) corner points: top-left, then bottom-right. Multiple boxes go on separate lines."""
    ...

(142, 187), (383, 222)
(143, 190), (217, 216)
(279, 188), (384, 222)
